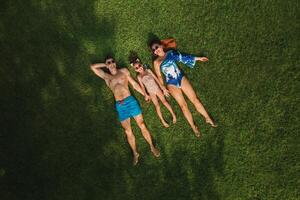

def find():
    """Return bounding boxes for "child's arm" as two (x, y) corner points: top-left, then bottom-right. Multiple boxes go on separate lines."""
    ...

(137, 75), (150, 102)
(147, 69), (170, 97)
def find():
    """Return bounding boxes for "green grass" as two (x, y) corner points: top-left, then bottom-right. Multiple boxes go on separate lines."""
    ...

(1, 0), (299, 199)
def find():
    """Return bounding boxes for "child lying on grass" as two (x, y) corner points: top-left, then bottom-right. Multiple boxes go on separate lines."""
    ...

(130, 56), (177, 128)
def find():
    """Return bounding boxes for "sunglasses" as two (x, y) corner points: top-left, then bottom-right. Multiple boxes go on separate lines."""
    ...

(151, 45), (160, 52)
(106, 60), (115, 65)
(134, 63), (143, 70)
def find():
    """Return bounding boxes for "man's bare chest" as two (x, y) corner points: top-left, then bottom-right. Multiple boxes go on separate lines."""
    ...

(108, 72), (127, 87)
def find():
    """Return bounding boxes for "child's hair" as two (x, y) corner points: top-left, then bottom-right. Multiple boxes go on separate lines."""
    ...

(129, 56), (140, 66)
(128, 52), (142, 66)
(128, 51), (140, 65)
(128, 53), (150, 70)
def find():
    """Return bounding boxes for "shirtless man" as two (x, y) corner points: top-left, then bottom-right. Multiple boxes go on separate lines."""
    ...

(90, 56), (160, 165)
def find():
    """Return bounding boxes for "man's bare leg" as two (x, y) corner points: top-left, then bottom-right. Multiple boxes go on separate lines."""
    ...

(134, 114), (160, 157)
(121, 118), (140, 165)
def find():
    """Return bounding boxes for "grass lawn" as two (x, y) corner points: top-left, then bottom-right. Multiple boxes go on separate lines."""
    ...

(1, 0), (299, 199)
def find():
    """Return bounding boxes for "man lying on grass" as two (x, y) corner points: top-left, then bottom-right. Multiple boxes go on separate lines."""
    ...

(90, 56), (160, 165)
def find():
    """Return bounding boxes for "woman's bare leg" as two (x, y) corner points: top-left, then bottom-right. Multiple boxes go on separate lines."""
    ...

(150, 93), (169, 127)
(181, 77), (217, 127)
(156, 90), (177, 124)
(168, 85), (201, 137)
(134, 114), (160, 157)
(120, 118), (140, 165)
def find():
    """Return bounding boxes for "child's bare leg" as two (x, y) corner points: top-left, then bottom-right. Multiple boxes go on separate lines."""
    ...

(156, 91), (177, 124)
(150, 93), (169, 127)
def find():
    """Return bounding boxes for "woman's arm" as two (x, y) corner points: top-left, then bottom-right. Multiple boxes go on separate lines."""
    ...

(153, 60), (165, 86)
(169, 50), (208, 68)
(195, 57), (209, 62)
(153, 61), (170, 97)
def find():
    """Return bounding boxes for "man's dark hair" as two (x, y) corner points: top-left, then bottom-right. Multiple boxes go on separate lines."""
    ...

(104, 54), (114, 62)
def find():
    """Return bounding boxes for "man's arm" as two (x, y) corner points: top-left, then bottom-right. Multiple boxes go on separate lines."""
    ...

(90, 63), (111, 80)
(122, 68), (145, 96)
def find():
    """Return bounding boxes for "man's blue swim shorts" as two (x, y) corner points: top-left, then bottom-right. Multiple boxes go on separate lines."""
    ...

(115, 96), (142, 122)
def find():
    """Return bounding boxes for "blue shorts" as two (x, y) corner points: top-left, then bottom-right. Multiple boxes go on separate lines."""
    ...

(115, 96), (142, 122)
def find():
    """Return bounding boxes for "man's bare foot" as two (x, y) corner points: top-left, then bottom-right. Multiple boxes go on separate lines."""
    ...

(172, 115), (177, 124)
(192, 125), (201, 138)
(151, 147), (160, 157)
(133, 152), (140, 166)
(205, 118), (217, 128)
(162, 120), (170, 128)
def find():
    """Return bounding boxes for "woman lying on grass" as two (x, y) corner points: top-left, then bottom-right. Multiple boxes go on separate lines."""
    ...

(130, 56), (177, 128)
(149, 38), (217, 137)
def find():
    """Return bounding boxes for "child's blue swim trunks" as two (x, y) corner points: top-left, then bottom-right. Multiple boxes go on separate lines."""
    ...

(115, 95), (142, 122)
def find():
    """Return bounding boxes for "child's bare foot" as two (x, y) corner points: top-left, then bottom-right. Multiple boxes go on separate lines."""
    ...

(162, 120), (170, 128)
(133, 152), (140, 166)
(205, 118), (217, 128)
(192, 125), (201, 138)
(151, 147), (160, 157)
(172, 115), (177, 124)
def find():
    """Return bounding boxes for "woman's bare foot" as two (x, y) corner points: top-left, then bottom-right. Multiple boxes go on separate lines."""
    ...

(151, 147), (160, 157)
(192, 125), (201, 137)
(205, 118), (217, 128)
(133, 152), (140, 166)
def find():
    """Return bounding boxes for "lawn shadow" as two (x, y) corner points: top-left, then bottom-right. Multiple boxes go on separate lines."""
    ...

(120, 131), (225, 200)
(1, 1), (130, 200)
(157, 132), (225, 200)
